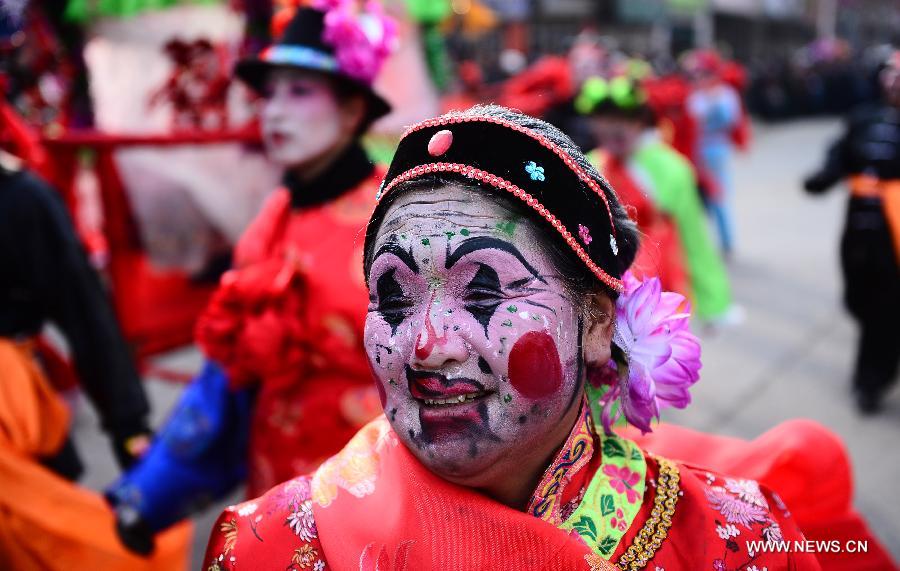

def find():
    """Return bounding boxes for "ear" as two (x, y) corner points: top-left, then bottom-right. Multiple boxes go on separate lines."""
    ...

(583, 293), (615, 369)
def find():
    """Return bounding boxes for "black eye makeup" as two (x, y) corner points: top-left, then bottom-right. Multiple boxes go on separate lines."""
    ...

(464, 263), (504, 334)
(376, 268), (411, 334)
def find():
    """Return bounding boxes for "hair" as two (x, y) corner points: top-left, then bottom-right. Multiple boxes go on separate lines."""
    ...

(328, 76), (378, 135)
(364, 105), (640, 305)
(587, 97), (657, 127)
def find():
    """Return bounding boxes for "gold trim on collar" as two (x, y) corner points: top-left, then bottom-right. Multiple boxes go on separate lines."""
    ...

(615, 456), (680, 570)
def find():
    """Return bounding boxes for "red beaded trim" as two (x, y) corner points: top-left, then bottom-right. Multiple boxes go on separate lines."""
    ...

(378, 162), (624, 293)
(400, 114), (619, 241)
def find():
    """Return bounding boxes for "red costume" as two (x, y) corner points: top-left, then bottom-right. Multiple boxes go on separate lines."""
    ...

(205, 410), (895, 570)
(197, 146), (384, 496)
(592, 150), (687, 293)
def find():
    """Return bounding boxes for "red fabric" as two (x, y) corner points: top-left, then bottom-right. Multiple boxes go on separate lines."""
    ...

(204, 416), (832, 570)
(38, 130), (259, 361)
(0, 100), (50, 178)
(598, 153), (687, 293)
(627, 421), (898, 570)
(32, 337), (79, 393)
(719, 62), (752, 152)
(499, 56), (573, 118)
(196, 170), (385, 496)
(643, 75), (698, 165)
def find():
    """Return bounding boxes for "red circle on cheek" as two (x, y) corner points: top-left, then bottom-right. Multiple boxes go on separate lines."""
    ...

(507, 331), (564, 399)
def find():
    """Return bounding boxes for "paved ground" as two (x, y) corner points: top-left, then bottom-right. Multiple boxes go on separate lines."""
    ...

(72, 118), (900, 567)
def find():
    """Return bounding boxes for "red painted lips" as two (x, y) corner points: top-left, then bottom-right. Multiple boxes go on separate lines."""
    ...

(405, 367), (491, 439)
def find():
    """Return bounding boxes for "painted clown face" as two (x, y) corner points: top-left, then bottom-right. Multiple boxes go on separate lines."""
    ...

(365, 185), (593, 489)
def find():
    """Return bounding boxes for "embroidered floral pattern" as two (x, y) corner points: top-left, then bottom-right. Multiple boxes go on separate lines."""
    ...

(724, 479), (767, 508)
(221, 519), (238, 554)
(704, 473), (794, 571)
(705, 484), (769, 528)
(716, 523), (740, 539)
(207, 473), (329, 571)
(579, 224), (593, 245)
(610, 508), (627, 531)
(602, 464), (641, 503)
(557, 419), (647, 559)
(237, 502), (258, 517)
(290, 544), (319, 569)
(312, 417), (394, 507)
(525, 160), (546, 181)
(287, 500), (318, 541)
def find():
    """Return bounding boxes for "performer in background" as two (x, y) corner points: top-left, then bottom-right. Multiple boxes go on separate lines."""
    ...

(804, 50), (900, 414)
(579, 74), (687, 294)
(0, 149), (187, 568)
(577, 73), (737, 325)
(106, 0), (397, 553)
(685, 50), (743, 258)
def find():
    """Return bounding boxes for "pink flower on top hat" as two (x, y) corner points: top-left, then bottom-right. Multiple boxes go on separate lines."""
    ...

(315, 0), (397, 85)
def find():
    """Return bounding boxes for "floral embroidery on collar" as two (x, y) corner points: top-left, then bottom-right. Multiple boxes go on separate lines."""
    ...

(526, 400), (648, 560)
(561, 429), (647, 558)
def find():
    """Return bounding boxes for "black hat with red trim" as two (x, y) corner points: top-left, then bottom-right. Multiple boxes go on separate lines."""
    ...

(370, 108), (629, 294)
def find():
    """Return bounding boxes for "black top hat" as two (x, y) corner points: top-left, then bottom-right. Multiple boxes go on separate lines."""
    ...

(235, 7), (391, 126)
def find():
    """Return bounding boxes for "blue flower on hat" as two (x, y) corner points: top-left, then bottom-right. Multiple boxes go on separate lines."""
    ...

(525, 161), (545, 182)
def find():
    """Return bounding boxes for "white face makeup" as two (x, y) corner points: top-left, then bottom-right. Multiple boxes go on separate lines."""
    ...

(259, 69), (347, 168)
(364, 185), (594, 489)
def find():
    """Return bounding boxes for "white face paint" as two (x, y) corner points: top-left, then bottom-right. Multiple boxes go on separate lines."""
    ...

(260, 69), (347, 168)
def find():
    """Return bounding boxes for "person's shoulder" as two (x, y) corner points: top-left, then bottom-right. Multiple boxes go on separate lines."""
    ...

(0, 167), (65, 223)
(204, 475), (328, 570)
(659, 458), (817, 566)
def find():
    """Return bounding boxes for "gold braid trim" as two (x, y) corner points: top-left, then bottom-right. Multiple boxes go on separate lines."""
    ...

(615, 456), (680, 571)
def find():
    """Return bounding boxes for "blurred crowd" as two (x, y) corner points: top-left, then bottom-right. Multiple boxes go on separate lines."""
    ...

(747, 39), (895, 120)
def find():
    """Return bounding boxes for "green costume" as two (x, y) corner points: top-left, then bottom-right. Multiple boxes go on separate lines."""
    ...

(632, 133), (733, 320)
(65, 0), (221, 23)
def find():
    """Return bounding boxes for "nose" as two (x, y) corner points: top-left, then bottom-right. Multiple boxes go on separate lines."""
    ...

(412, 302), (468, 370)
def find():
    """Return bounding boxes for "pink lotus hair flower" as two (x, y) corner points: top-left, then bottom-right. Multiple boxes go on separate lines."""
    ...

(599, 272), (701, 434)
(314, 0), (398, 85)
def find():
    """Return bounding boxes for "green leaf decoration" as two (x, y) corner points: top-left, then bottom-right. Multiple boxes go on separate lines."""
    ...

(602, 437), (626, 458)
(598, 535), (618, 556)
(631, 447), (643, 461)
(599, 494), (615, 517)
(572, 516), (598, 542)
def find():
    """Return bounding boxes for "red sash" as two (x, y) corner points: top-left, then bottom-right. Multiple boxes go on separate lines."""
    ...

(311, 419), (616, 571)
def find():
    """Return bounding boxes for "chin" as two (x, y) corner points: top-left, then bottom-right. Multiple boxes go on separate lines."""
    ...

(414, 442), (501, 485)
(269, 151), (306, 168)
